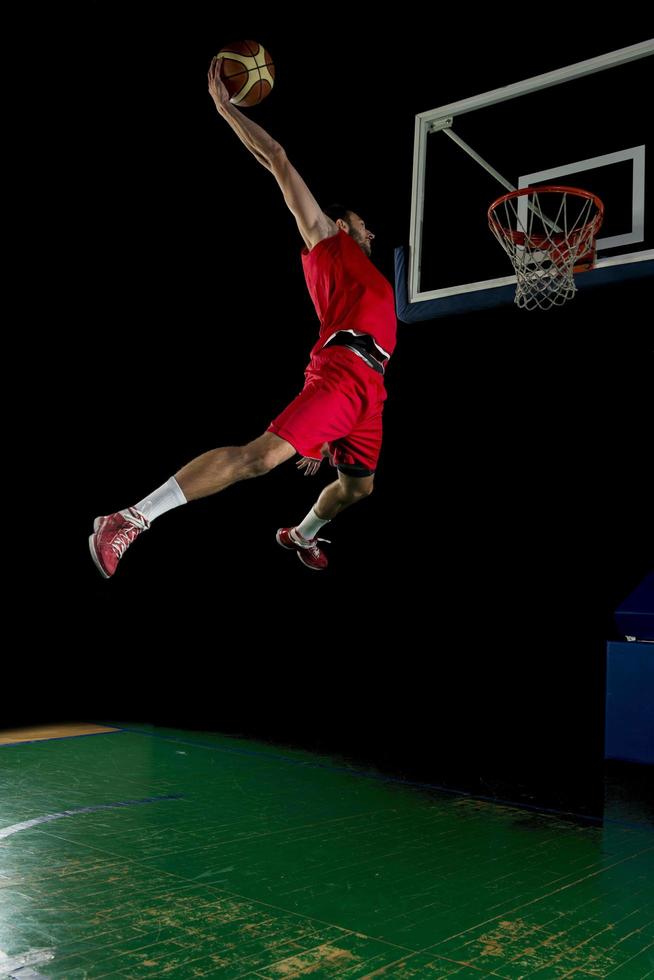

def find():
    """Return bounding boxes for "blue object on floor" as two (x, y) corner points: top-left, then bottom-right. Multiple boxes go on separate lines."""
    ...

(605, 640), (654, 764)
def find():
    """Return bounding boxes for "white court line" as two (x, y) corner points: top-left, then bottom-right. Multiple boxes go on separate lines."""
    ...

(0, 947), (55, 978)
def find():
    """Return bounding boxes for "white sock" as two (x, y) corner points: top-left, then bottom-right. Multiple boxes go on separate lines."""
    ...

(295, 507), (329, 542)
(134, 476), (187, 523)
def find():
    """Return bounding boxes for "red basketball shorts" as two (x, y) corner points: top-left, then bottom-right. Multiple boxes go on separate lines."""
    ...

(268, 346), (387, 474)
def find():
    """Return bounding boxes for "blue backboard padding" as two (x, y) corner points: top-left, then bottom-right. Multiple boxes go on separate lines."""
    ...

(394, 247), (654, 323)
(605, 641), (654, 764)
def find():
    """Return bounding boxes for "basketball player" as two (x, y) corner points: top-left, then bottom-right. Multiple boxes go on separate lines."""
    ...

(89, 55), (397, 576)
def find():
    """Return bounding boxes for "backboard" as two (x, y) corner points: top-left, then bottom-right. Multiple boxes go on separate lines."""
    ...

(396, 41), (654, 320)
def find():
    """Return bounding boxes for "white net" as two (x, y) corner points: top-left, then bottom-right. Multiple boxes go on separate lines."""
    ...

(488, 187), (604, 311)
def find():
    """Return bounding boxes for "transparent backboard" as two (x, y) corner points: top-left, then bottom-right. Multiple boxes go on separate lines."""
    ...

(396, 41), (654, 320)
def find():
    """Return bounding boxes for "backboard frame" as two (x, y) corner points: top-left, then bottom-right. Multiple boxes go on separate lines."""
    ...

(402, 40), (654, 321)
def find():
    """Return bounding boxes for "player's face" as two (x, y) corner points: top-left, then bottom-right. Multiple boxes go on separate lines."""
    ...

(347, 212), (375, 256)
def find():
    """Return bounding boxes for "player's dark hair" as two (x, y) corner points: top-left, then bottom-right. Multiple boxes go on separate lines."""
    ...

(323, 203), (353, 224)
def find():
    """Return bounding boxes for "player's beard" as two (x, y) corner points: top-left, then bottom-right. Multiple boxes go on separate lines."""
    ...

(349, 225), (371, 257)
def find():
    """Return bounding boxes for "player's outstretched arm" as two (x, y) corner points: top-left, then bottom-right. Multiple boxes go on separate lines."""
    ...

(209, 57), (336, 249)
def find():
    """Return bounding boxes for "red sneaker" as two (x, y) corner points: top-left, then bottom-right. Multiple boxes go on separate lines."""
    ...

(89, 507), (150, 578)
(276, 527), (329, 570)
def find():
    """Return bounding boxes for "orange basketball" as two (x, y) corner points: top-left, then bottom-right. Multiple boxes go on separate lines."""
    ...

(217, 40), (275, 107)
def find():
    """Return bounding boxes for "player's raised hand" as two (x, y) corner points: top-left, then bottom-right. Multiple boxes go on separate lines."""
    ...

(208, 57), (230, 112)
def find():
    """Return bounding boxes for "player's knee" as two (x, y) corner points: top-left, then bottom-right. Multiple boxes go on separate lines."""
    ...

(260, 448), (284, 474)
(242, 445), (279, 478)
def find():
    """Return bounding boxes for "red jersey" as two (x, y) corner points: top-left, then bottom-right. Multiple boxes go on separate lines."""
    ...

(301, 230), (397, 361)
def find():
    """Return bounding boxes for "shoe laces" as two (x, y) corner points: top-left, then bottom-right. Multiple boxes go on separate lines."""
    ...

(306, 536), (330, 557)
(111, 509), (149, 559)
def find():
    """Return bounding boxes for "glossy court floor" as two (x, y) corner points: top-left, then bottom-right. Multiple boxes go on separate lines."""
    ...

(1, 724), (652, 979)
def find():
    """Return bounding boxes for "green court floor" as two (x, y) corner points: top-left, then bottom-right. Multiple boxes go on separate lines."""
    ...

(1, 725), (652, 978)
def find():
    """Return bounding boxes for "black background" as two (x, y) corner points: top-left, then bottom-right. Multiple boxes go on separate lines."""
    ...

(21, 10), (653, 814)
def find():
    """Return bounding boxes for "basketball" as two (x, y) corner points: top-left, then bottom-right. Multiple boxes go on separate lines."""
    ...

(217, 41), (275, 107)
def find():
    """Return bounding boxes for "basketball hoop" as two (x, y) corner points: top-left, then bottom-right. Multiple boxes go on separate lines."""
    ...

(488, 186), (604, 311)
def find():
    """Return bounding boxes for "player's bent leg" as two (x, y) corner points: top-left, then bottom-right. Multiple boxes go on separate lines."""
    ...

(315, 471), (374, 520)
(276, 471), (374, 572)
